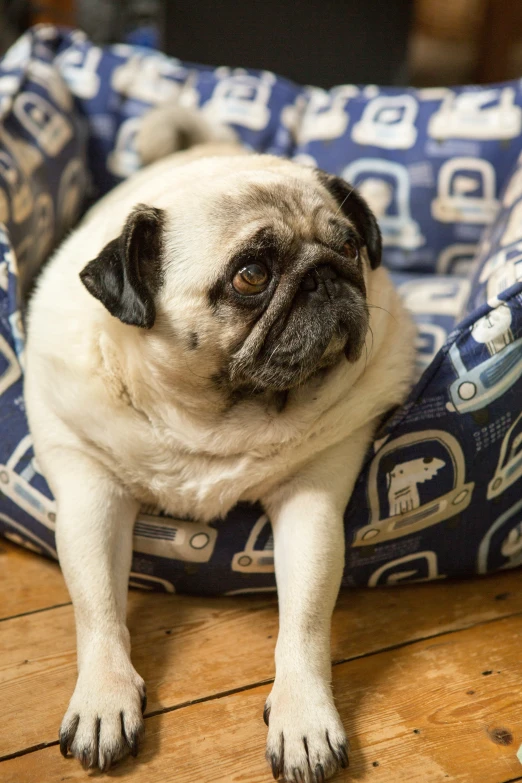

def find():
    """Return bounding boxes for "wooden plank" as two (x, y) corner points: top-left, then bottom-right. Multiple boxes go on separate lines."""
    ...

(4, 614), (522, 783)
(2, 568), (522, 759)
(0, 541), (69, 621)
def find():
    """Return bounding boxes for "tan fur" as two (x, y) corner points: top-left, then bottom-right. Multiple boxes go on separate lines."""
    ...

(25, 112), (416, 780)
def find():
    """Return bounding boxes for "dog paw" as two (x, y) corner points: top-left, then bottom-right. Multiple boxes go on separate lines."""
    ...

(59, 663), (146, 771)
(264, 678), (349, 782)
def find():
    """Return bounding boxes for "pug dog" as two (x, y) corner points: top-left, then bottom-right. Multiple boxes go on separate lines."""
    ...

(24, 104), (416, 781)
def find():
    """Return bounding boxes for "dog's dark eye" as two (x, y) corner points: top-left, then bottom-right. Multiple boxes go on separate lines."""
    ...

(232, 263), (269, 295)
(342, 242), (359, 261)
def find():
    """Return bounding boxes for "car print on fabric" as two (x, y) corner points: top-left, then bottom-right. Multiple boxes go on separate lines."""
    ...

(352, 95), (418, 149)
(428, 88), (522, 141)
(0, 26), (522, 593)
(232, 515), (274, 573)
(487, 412), (522, 499)
(432, 157), (499, 225)
(353, 430), (474, 547)
(343, 158), (424, 249)
(446, 303), (522, 422)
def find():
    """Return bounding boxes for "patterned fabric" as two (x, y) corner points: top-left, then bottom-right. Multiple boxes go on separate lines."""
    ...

(0, 26), (521, 595)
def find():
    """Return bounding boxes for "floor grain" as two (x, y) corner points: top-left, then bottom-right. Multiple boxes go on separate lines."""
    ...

(1, 541), (522, 782)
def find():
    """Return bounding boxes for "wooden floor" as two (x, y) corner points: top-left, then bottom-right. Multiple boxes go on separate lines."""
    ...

(2, 541), (522, 783)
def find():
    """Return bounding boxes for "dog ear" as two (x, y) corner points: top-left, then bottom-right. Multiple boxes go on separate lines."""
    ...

(318, 171), (382, 269)
(80, 204), (165, 328)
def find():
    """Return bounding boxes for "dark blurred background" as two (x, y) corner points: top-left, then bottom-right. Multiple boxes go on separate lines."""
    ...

(1, 0), (522, 86)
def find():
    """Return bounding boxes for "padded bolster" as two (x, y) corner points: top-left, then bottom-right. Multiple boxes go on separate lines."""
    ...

(0, 26), (522, 594)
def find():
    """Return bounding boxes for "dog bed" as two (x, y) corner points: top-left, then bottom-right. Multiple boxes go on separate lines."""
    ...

(0, 26), (521, 595)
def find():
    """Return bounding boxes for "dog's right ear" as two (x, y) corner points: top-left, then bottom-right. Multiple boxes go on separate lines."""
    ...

(80, 204), (165, 328)
(317, 171), (382, 269)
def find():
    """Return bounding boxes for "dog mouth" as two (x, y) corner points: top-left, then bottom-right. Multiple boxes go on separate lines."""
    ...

(256, 304), (368, 391)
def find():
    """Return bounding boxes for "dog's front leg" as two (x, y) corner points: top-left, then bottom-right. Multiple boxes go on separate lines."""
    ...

(48, 450), (144, 771)
(262, 426), (374, 783)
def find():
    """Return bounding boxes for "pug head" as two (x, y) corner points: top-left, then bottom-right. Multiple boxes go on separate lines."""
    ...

(80, 156), (381, 396)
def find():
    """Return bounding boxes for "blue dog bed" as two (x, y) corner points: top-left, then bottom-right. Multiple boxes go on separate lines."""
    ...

(0, 26), (521, 595)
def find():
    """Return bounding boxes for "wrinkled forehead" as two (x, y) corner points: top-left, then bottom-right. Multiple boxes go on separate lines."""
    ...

(209, 175), (343, 249)
(160, 166), (353, 293)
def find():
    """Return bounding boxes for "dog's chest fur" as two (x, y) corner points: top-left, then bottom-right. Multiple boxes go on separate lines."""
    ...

(86, 374), (348, 520)
(78, 311), (411, 523)
(115, 429), (278, 520)
(26, 252), (414, 524)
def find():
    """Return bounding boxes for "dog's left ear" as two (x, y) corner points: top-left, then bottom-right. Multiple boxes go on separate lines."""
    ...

(318, 172), (382, 269)
(80, 204), (165, 328)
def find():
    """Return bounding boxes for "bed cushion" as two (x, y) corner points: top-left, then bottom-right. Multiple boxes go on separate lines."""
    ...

(48, 30), (522, 277)
(0, 25), (521, 594)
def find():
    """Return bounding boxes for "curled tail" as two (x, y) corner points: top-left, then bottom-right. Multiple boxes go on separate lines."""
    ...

(135, 103), (238, 166)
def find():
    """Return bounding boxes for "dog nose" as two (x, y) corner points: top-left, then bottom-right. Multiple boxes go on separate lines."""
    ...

(299, 264), (339, 296)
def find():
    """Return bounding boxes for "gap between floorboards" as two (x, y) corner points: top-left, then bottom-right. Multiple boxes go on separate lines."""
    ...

(3, 608), (522, 764)
(0, 602), (72, 624)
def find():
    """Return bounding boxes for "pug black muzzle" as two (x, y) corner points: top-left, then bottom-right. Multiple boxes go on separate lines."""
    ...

(228, 243), (369, 393)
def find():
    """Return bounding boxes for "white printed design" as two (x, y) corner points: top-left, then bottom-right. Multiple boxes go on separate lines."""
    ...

(128, 573), (176, 593)
(477, 498), (522, 574)
(111, 53), (185, 104)
(353, 430), (473, 547)
(55, 46), (102, 99)
(432, 158), (499, 224)
(446, 304), (522, 417)
(397, 277), (468, 376)
(399, 277), (471, 319)
(0, 512), (56, 557)
(342, 159), (424, 249)
(0, 148), (33, 223)
(107, 117), (142, 177)
(352, 95), (418, 149)
(0, 332), (21, 396)
(387, 457), (445, 516)
(368, 551), (443, 586)
(428, 88), (522, 140)
(436, 244), (477, 276)
(232, 514), (274, 573)
(413, 323), (448, 376)
(282, 87), (357, 144)
(201, 69), (274, 130)
(487, 413), (522, 499)
(132, 514), (217, 563)
(0, 127), (44, 230)
(0, 435), (56, 539)
(0, 225), (17, 291)
(34, 192), (54, 261)
(57, 158), (86, 233)
(1, 33), (31, 70)
(0, 75), (22, 108)
(500, 201), (522, 247)
(0, 126), (43, 176)
(503, 165), (522, 208)
(13, 92), (72, 157)
(478, 241), (522, 306)
(8, 309), (24, 367)
(0, 433), (217, 566)
(224, 586), (277, 596)
(26, 60), (72, 111)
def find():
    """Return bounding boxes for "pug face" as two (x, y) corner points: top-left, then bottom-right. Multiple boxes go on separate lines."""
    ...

(80, 156), (381, 396)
